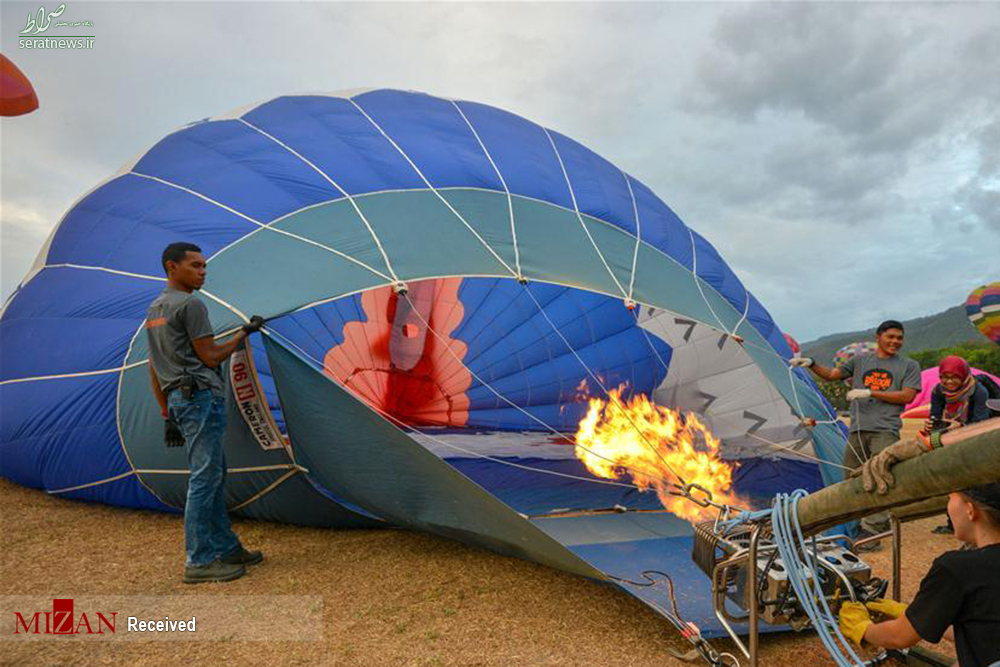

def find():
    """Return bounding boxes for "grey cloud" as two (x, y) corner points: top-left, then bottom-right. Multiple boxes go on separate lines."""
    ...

(763, 134), (907, 215)
(693, 4), (1000, 153)
(929, 117), (1000, 235)
(693, 5), (909, 136)
(972, 121), (1000, 179)
(954, 180), (1000, 233)
(673, 0), (1000, 261)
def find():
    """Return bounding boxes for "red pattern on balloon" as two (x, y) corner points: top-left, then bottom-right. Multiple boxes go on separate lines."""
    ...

(323, 278), (472, 427)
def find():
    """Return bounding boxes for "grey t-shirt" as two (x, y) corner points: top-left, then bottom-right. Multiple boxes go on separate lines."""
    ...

(840, 352), (922, 434)
(145, 287), (224, 397)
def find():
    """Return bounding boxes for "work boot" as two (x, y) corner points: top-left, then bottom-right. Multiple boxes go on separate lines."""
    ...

(221, 546), (264, 566)
(183, 559), (246, 584)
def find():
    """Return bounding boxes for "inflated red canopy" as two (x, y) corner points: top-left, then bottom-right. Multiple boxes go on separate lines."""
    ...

(1, 53), (39, 116)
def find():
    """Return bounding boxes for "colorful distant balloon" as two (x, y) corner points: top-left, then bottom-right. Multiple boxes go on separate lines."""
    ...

(966, 282), (1000, 347)
(833, 341), (876, 367)
(0, 54), (39, 117)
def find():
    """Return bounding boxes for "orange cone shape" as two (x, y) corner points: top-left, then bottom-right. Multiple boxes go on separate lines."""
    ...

(1, 53), (39, 116)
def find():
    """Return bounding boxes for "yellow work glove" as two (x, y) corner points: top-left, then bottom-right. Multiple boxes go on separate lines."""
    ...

(838, 601), (872, 647)
(866, 598), (908, 619)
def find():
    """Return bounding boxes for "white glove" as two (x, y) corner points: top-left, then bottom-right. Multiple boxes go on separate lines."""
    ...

(846, 389), (872, 401)
(789, 357), (814, 368)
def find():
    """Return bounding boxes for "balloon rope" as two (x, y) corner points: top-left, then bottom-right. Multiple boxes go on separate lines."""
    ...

(449, 100), (524, 282)
(687, 228), (733, 336)
(542, 128), (629, 300)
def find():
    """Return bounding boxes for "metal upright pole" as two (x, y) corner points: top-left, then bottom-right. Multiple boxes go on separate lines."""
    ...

(748, 524), (761, 667)
(891, 515), (902, 601)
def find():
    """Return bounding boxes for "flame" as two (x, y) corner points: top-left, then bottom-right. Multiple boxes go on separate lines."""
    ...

(574, 385), (742, 522)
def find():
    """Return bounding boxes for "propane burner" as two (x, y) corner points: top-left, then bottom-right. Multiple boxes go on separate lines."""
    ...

(692, 520), (884, 627)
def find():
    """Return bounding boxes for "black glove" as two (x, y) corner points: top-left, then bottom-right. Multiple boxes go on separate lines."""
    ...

(242, 315), (265, 334)
(165, 417), (185, 448)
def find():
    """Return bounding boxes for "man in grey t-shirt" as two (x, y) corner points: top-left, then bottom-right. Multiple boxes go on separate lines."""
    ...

(791, 320), (921, 544)
(146, 287), (226, 398)
(835, 348), (922, 437)
(146, 242), (265, 584)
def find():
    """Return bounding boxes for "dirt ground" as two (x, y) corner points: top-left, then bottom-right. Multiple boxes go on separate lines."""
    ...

(1, 471), (958, 667)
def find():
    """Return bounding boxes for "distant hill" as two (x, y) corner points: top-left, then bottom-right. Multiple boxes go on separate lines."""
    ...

(801, 305), (982, 364)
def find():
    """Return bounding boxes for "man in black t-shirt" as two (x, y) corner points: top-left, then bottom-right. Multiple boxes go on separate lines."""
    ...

(839, 481), (1000, 666)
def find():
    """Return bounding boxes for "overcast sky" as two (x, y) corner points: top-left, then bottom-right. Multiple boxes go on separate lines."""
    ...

(2, 1), (998, 342)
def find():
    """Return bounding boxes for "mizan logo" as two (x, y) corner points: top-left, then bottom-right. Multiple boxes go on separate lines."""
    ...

(13, 598), (117, 635)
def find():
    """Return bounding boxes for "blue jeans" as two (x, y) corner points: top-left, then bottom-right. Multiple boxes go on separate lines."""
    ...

(168, 389), (242, 567)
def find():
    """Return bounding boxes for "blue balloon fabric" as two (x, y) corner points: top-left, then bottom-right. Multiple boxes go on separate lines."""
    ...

(0, 89), (848, 636)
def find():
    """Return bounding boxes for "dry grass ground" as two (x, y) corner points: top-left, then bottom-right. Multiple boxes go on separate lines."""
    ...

(1, 419), (960, 667)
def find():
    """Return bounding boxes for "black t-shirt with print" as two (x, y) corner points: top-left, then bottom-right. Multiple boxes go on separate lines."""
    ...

(905, 543), (1000, 667)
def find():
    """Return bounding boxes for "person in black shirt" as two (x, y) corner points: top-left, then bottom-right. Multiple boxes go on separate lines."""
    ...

(839, 481), (1000, 666)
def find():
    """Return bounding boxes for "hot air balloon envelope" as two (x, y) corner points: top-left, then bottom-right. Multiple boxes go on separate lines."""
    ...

(966, 282), (1000, 347)
(833, 341), (877, 367)
(0, 89), (849, 637)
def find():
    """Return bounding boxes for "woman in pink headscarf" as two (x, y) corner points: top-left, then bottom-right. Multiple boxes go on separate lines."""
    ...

(925, 355), (992, 433)
(926, 355), (992, 535)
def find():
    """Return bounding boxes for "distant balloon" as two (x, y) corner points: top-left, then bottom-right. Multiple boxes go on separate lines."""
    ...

(966, 282), (1000, 347)
(833, 341), (876, 367)
(0, 54), (39, 117)
(783, 333), (801, 355)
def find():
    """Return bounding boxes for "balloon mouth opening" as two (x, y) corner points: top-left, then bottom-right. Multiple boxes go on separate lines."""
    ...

(234, 275), (822, 519)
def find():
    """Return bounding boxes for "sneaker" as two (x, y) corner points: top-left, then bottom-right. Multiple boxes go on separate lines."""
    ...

(854, 530), (884, 553)
(931, 524), (953, 535)
(221, 546), (264, 566)
(183, 559), (246, 584)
